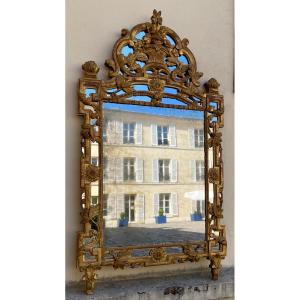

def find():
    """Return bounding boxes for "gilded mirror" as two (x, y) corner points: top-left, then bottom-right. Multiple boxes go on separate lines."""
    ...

(77, 10), (226, 294)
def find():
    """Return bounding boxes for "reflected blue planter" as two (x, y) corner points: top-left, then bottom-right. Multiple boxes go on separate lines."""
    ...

(155, 215), (167, 224)
(118, 219), (128, 227)
(191, 214), (202, 221)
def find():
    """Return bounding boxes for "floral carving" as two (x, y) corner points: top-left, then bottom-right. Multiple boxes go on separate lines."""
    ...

(208, 132), (222, 147)
(149, 78), (164, 92)
(208, 167), (220, 183)
(81, 124), (95, 141)
(85, 165), (99, 182)
(149, 248), (167, 262)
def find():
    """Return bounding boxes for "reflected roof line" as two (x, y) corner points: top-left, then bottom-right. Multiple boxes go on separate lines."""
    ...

(103, 105), (204, 121)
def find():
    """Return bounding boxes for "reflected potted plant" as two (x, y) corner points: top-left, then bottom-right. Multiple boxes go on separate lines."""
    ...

(118, 212), (128, 227)
(155, 208), (167, 224)
(191, 211), (203, 221)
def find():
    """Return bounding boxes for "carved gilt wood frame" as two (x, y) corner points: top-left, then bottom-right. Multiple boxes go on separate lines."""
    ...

(77, 10), (226, 294)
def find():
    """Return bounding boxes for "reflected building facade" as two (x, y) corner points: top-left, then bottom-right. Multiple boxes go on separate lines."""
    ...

(91, 107), (211, 227)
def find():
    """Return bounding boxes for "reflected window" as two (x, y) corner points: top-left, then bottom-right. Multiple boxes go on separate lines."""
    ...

(104, 157), (109, 180)
(196, 160), (205, 181)
(123, 123), (135, 144)
(194, 129), (204, 148)
(103, 194), (108, 217)
(103, 120), (108, 143)
(159, 159), (170, 182)
(196, 200), (201, 214)
(124, 158), (135, 181)
(157, 125), (169, 145)
(91, 196), (98, 206)
(159, 193), (170, 214)
(195, 199), (205, 215)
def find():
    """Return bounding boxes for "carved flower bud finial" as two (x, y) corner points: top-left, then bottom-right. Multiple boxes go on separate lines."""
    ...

(121, 28), (129, 37)
(82, 61), (100, 78)
(151, 9), (162, 26)
(205, 78), (220, 94)
(182, 38), (189, 47)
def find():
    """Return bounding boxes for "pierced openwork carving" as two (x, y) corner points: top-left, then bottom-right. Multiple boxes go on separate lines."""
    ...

(77, 9), (226, 294)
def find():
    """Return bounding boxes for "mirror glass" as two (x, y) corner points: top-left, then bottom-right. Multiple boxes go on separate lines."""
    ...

(101, 103), (206, 247)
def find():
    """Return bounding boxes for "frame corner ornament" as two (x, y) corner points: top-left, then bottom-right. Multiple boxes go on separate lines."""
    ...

(82, 61), (100, 78)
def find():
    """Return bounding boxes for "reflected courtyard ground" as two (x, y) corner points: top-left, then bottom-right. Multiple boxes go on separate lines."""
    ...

(104, 221), (205, 247)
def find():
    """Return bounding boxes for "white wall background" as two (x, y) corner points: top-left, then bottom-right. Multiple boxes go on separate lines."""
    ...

(66, 0), (234, 282)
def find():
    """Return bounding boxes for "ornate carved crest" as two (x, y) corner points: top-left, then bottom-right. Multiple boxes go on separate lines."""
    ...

(105, 9), (202, 88)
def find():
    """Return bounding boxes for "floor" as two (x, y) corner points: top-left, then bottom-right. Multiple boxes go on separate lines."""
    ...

(66, 267), (234, 300)
(104, 220), (205, 247)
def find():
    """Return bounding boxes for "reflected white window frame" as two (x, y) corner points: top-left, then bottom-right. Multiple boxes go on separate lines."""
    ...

(123, 157), (136, 181)
(103, 194), (108, 217)
(103, 120), (108, 143)
(195, 199), (205, 215)
(123, 122), (136, 144)
(91, 196), (98, 206)
(103, 157), (109, 180)
(158, 159), (170, 182)
(194, 128), (204, 148)
(157, 125), (169, 145)
(196, 160), (205, 181)
(124, 194), (136, 222)
(159, 193), (170, 214)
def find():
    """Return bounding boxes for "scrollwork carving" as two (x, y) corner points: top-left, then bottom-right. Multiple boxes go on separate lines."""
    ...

(182, 245), (201, 262)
